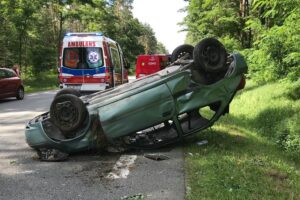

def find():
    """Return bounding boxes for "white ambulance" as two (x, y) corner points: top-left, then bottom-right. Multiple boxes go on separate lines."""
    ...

(59, 32), (129, 91)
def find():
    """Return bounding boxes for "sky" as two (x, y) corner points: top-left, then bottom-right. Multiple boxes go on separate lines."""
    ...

(132, 0), (188, 53)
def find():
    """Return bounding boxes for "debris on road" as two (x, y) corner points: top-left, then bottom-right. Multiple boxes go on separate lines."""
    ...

(196, 140), (208, 146)
(144, 153), (170, 161)
(120, 193), (144, 200)
(36, 148), (69, 161)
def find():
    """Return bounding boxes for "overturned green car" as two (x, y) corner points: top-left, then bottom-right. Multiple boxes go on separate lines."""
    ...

(25, 38), (247, 159)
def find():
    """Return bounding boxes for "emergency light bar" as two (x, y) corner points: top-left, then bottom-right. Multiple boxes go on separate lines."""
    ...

(64, 32), (103, 37)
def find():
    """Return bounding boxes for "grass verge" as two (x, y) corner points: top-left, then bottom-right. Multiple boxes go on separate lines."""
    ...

(23, 72), (59, 93)
(184, 80), (300, 199)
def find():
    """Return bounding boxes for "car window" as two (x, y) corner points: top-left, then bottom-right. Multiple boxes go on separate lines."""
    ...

(0, 69), (6, 78)
(0, 69), (15, 79)
(6, 70), (16, 78)
(110, 47), (121, 73)
(63, 47), (104, 69)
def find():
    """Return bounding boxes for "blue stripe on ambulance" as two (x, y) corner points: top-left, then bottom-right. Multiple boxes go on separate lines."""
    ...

(61, 66), (106, 75)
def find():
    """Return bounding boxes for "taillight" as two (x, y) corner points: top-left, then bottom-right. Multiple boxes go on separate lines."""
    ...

(59, 42), (63, 67)
(105, 68), (111, 83)
(237, 75), (246, 91)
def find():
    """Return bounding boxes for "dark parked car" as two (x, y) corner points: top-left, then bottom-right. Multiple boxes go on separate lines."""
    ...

(25, 38), (248, 160)
(0, 68), (24, 100)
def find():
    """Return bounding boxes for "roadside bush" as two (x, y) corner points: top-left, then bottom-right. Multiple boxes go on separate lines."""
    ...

(277, 113), (300, 157)
(219, 36), (241, 52)
(286, 80), (300, 100)
(241, 48), (278, 83)
(23, 67), (59, 93)
(243, 10), (300, 83)
(275, 80), (300, 157)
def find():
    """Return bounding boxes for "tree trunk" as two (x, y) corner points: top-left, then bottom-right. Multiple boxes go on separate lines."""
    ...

(239, 0), (251, 48)
(18, 33), (22, 69)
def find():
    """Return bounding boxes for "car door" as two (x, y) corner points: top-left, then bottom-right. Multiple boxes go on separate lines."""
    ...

(98, 80), (175, 139)
(109, 44), (123, 86)
(117, 44), (128, 83)
(0, 69), (8, 97)
(84, 47), (104, 86)
(0, 69), (18, 98)
(62, 48), (84, 89)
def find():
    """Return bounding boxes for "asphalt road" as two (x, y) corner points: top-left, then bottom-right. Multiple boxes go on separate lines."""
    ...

(0, 89), (185, 200)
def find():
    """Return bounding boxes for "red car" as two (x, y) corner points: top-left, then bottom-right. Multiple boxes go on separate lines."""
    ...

(0, 68), (24, 100)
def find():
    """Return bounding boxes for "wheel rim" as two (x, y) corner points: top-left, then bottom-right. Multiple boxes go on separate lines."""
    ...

(202, 45), (220, 65)
(54, 101), (78, 129)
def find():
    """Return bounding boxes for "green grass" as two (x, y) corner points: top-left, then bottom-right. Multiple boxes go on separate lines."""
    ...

(184, 80), (300, 200)
(23, 72), (59, 93)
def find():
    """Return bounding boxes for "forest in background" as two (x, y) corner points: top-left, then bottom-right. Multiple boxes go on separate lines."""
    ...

(183, 0), (300, 83)
(0, 0), (168, 74)
(1, 0), (299, 81)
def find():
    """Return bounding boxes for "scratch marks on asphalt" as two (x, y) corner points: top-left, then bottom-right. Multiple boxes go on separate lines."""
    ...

(106, 155), (137, 179)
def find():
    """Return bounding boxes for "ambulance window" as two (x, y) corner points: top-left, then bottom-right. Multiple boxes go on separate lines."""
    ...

(110, 47), (121, 73)
(86, 47), (103, 69)
(63, 49), (79, 69)
(63, 47), (104, 69)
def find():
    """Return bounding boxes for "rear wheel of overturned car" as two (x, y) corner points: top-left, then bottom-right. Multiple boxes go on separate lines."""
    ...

(54, 88), (81, 99)
(193, 38), (227, 73)
(171, 44), (194, 62)
(50, 94), (87, 132)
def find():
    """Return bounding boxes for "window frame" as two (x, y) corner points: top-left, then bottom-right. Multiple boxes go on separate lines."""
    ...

(62, 47), (104, 69)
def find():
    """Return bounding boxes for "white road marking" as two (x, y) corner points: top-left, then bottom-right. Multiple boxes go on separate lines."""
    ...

(106, 155), (137, 179)
(17, 170), (36, 175)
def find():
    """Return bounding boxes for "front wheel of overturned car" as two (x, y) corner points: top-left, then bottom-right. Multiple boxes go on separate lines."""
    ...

(193, 38), (227, 73)
(50, 94), (87, 132)
(171, 44), (194, 62)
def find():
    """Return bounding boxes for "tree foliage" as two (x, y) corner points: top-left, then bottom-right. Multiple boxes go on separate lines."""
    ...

(0, 0), (165, 74)
(183, 0), (300, 82)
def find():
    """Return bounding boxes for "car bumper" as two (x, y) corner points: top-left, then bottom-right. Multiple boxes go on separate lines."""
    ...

(25, 113), (97, 153)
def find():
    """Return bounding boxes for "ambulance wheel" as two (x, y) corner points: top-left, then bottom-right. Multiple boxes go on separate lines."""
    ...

(54, 88), (81, 99)
(50, 94), (87, 132)
(171, 44), (194, 62)
(193, 38), (227, 73)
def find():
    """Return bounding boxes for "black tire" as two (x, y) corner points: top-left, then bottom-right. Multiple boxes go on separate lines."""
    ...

(50, 94), (87, 132)
(54, 88), (81, 99)
(193, 38), (227, 73)
(16, 87), (24, 100)
(171, 44), (194, 62)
